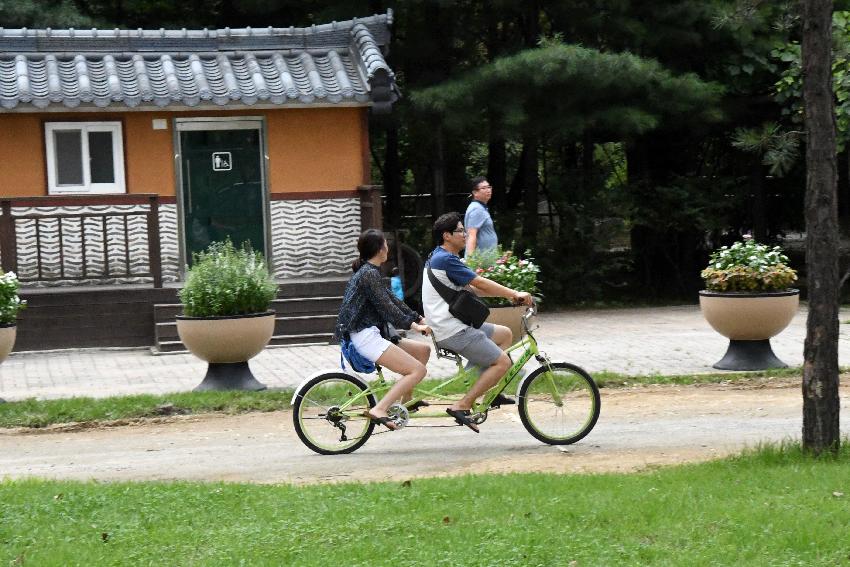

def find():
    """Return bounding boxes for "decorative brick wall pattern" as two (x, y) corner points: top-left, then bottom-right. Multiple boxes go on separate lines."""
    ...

(270, 198), (360, 278)
(8, 204), (156, 286)
(1, 199), (360, 285)
(158, 203), (181, 283)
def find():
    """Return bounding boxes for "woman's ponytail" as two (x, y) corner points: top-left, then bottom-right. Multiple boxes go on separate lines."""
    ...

(354, 229), (386, 270)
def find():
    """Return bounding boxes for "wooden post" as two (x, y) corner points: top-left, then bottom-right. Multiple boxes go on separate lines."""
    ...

(358, 185), (383, 230)
(0, 200), (18, 274)
(147, 195), (163, 288)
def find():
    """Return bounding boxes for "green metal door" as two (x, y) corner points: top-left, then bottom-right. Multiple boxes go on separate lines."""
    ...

(179, 126), (266, 262)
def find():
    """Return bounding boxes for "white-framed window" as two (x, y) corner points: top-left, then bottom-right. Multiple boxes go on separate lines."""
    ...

(45, 121), (126, 194)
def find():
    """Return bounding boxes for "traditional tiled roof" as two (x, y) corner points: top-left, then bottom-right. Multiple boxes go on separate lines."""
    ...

(0, 11), (396, 112)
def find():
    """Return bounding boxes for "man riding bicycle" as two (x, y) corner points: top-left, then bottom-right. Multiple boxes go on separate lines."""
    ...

(422, 212), (533, 432)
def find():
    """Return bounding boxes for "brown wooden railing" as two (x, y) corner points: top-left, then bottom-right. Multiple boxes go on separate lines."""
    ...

(0, 194), (163, 288)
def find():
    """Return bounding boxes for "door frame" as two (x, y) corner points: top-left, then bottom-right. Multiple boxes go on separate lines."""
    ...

(173, 116), (272, 278)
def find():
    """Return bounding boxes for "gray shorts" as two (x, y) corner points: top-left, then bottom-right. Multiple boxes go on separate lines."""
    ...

(437, 323), (502, 367)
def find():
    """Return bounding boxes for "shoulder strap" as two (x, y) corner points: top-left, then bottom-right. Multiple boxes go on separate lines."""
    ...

(426, 258), (459, 304)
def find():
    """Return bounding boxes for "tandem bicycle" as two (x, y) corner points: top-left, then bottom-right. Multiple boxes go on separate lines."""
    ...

(291, 307), (600, 455)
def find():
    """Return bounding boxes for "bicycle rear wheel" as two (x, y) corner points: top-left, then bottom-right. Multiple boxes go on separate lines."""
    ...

(292, 373), (376, 455)
(518, 362), (600, 445)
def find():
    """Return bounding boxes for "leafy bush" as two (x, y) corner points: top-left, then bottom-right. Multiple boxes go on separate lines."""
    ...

(701, 239), (797, 292)
(179, 240), (278, 317)
(466, 246), (540, 307)
(0, 271), (26, 325)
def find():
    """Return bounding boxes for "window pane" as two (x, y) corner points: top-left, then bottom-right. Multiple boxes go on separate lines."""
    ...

(88, 131), (115, 184)
(54, 130), (83, 185)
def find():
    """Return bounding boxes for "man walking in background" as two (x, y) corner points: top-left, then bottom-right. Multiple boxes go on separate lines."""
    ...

(464, 176), (498, 257)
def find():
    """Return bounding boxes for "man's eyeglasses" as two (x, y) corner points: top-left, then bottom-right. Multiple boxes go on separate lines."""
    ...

(452, 228), (468, 235)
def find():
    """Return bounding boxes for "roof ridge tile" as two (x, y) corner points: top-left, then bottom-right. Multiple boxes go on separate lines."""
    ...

(0, 12), (395, 111)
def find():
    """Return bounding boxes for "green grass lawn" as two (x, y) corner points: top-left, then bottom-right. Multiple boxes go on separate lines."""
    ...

(0, 368), (816, 429)
(1, 443), (848, 566)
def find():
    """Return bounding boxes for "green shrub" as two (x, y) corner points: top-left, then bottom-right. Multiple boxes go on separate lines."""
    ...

(466, 245), (541, 307)
(0, 271), (26, 325)
(179, 240), (278, 317)
(701, 238), (797, 292)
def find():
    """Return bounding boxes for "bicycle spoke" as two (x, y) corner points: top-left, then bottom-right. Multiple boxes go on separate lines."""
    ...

(519, 363), (600, 445)
(302, 395), (325, 408)
(294, 376), (375, 454)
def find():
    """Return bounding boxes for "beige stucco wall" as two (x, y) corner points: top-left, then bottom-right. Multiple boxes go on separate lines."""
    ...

(0, 106), (369, 197)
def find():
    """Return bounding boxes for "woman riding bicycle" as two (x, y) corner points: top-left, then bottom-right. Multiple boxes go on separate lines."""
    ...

(335, 229), (432, 430)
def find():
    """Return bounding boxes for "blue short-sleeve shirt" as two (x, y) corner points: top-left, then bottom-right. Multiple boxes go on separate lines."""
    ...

(464, 200), (498, 252)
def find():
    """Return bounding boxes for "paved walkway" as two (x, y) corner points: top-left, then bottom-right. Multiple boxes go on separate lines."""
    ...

(1, 305), (849, 402)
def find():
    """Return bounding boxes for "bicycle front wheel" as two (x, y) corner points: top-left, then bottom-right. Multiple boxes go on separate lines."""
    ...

(518, 362), (600, 445)
(292, 373), (376, 455)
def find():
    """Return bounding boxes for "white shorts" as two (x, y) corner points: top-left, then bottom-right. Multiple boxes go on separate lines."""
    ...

(350, 326), (392, 362)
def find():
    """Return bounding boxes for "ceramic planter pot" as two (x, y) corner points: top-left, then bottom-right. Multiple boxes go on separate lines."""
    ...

(698, 289), (799, 370)
(0, 323), (15, 402)
(0, 323), (16, 364)
(176, 310), (275, 391)
(486, 305), (531, 342)
(0, 323), (14, 403)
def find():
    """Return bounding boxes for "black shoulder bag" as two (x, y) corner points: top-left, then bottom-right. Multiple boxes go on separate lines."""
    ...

(426, 261), (490, 328)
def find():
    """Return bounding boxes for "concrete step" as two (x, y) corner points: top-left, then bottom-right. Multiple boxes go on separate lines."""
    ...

(153, 332), (335, 355)
(153, 296), (343, 323)
(155, 313), (337, 340)
(152, 277), (346, 353)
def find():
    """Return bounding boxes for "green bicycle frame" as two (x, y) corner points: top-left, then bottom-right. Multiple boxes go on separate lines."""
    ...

(332, 318), (561, 419)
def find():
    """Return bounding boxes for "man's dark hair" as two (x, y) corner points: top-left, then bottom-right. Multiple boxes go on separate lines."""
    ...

(351, 228), (386, 271)
(433, 212), (463, 246)
(469, 176), (488, 195)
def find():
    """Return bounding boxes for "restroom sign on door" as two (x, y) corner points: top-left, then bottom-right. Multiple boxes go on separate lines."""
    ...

(212, 152), (232, 171)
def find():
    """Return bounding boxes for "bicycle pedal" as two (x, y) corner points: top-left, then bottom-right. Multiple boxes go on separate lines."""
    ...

(490, 393), (516, 408)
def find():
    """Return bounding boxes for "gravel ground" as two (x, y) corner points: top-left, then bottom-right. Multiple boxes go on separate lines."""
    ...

(2, 378), (848, 484)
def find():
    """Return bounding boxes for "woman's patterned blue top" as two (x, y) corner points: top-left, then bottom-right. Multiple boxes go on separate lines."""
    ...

(334, 262), (420, 341)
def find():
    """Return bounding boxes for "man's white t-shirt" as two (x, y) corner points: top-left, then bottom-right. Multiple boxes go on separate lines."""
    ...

(422, 246), (478, 341)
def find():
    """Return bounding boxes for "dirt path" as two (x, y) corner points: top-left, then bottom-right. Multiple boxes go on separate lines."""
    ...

(1, 380), (848, 484)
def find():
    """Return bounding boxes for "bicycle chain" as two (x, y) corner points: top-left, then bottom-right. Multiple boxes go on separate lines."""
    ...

(365, 422), (464, 438)
(340, 401), (494, 440)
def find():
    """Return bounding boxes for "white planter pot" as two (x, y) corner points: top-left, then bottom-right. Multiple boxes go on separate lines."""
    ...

(176, 311), (275, 391)
(486, 305), (531, 343)
(0, 324), (15, 363)
(176, 311), (275, 363)
(698, 289), (799, 370)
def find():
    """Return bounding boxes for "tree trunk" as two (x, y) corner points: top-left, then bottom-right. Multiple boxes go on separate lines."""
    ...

(383, 125), (401, 229)
(801, 0), (840, 455)
(487, 112), (507, 213)
(581, 133), (594, 198)
(432, 124), (446, 221)
(521, 134), (539, 248)
(751, 159), (768, 242)
(508, 144), (528, 209)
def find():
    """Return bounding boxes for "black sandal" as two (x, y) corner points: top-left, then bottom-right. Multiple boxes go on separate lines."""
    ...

(406, 400), (431, 413)
(446, 408), (480, 433)
(364, 411), (399, 431)
(490, 393), (516, 408)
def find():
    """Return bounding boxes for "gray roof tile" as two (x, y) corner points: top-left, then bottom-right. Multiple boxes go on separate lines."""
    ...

(0, 11), (396, 111)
